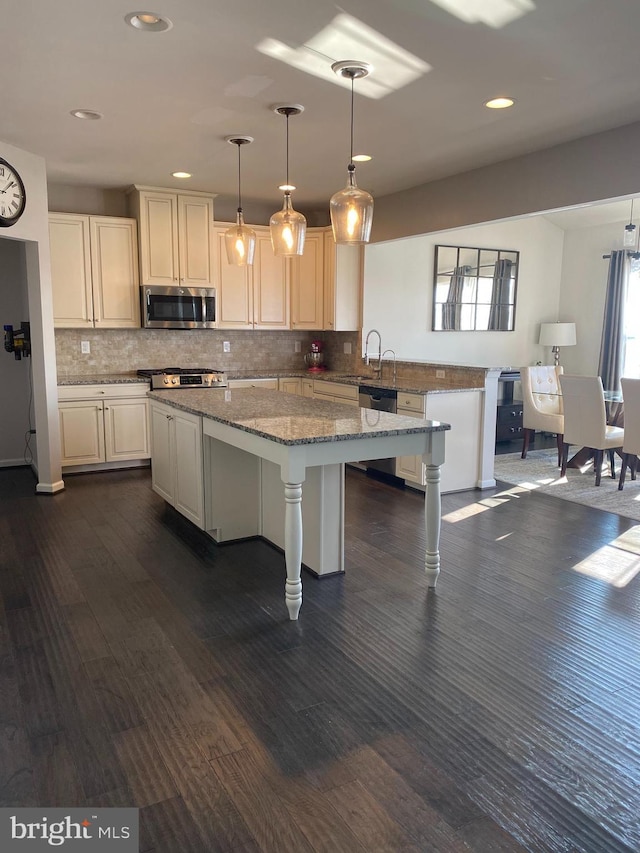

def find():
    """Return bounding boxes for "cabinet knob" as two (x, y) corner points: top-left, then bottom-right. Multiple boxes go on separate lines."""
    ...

(98, 390), (105, 394)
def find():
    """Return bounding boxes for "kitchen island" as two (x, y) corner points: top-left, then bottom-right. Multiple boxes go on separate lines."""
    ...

(148, 387), (450, 619)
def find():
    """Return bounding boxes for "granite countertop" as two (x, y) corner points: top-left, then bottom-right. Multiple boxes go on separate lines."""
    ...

(57, 370), (483, 396)
(57, 373), (148, 385)
(228, 370), (482, 395)
(148, 387), (449, 446)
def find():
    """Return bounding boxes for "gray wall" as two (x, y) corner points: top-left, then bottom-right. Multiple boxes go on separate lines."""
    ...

(371, 120), (640, 243)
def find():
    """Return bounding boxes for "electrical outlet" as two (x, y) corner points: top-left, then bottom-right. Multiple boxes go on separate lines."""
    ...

(81, 341), (90, 354)
(294, 340), (301, 353)
(223, 341), (231, 353)
(344, 342), (352, 354)
(436, 369), (445, 379)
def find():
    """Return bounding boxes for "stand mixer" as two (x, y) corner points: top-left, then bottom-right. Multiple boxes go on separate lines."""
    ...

(304, 339), (327, 372)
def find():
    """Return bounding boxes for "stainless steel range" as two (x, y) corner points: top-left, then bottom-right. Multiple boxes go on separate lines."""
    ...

(137, 367), (227, 390)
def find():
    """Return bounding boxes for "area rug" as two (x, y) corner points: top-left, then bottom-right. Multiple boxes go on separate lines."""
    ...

(493, 448), (640, 522)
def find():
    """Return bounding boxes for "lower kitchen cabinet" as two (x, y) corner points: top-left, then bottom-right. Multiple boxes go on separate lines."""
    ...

(396, 390), (483, 493)
(150, 400), (204, 528)
(278, 377), (302, 394)
(58, 384), (150, 468)
(312, 380), (359, 406)
(228, 378), (279, 390)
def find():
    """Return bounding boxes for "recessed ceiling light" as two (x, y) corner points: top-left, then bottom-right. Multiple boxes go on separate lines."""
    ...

(172, 171), (192, 179)
(125, 11), (173, 32)
(70, 109), (103, 120)
(484, 97), (515, 109)
(352, 154), (372, 162)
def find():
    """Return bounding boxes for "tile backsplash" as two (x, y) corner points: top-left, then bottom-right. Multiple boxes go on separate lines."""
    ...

(55, 329), (360, 376)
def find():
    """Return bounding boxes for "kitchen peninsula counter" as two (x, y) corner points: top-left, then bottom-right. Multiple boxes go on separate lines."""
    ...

(148, 387), (449, 619)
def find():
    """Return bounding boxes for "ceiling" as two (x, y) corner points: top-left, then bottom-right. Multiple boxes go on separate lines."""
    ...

(7, 0), (640, 216)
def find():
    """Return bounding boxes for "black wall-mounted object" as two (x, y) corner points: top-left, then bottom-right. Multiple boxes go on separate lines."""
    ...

(3, 321), (31, 360)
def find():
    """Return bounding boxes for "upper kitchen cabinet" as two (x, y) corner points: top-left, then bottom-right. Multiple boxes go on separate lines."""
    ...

(290, 231), (324, 330)
(128, 186), (215, 287)
(214, 224), (290, 329)
(49, 213), (140, 329)
(323, 229), (362, 331)
(212, 225), (253, 328)
(253, 227), (290, 329)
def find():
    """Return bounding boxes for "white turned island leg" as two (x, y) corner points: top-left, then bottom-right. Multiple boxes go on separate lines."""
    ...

(424, 463), (442, 588)
(284, 482), (303, 619)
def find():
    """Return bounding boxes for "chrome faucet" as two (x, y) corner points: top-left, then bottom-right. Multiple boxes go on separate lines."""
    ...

(381, 349), (397, 384)
(364, 328), (382, 377)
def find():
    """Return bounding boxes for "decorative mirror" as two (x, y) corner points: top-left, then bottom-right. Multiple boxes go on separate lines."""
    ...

(432, 244), (519, 331)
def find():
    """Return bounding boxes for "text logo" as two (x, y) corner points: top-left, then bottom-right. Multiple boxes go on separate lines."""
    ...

(2, 809), (138, 851)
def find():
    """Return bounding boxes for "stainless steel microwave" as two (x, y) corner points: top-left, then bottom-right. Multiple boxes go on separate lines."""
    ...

(141, 285), (216, 329)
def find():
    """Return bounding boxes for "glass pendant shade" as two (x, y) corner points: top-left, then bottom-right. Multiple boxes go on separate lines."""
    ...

(330, 165), (374, 244)
(270, 192), (307, 256)
(225, 209), (256, 266)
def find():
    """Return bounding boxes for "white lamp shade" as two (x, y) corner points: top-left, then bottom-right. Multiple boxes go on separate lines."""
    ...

(539, 322), (576, 347)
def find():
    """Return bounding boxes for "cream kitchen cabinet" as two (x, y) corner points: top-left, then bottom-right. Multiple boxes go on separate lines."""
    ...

(312, 380), (359, 407)
(149, 399), (204, 528)
(228, 378), (279, 390)
(301, 378), (314, 397)
(129, 187), (214, 287)
(278, 377), (302, 395)
(290, 231), (324, 330)
(395, 389), (483, 493)
(323, 229), (362, 331)
(49, 213), (140, 329)
(214, 224), (289, 329)
(58, 384), (150, 469)
(253, 228), (290, 328)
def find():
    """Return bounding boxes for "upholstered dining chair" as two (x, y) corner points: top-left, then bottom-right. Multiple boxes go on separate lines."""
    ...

(559, 374), (624, 486)
(618, 377), (640, 490)
(520, 365), (564, 465)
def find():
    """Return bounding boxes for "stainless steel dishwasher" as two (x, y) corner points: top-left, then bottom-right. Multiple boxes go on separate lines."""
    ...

(358, 385), (398, 477)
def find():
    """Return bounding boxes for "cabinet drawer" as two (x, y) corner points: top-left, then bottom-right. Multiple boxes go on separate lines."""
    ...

(497, 402), (523, 423)
(58, 383), (149, 401)
(228, 378), (278, 389)
(314, 381), (359, 402)
(397, 392), (424, 413)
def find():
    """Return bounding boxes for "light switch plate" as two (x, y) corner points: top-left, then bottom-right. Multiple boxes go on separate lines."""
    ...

(223, 341), (231, 352)
(436, 369), (445, 378)
(294, 340), (301, 352)
(344, 342), (352, 354)
(81, 341), (90, 354)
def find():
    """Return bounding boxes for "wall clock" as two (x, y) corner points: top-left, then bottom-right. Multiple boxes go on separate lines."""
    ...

(0, 157), (26, 227)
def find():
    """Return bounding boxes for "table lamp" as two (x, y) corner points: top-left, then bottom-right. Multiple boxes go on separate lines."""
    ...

(539, 322), (577, 367)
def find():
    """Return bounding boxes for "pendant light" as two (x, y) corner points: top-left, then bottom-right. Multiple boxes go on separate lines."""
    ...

(624, 199), (637, 248)
(330, 60), (374, 245)
(224, 136), (256, 266)
(270, 104), (307, 256)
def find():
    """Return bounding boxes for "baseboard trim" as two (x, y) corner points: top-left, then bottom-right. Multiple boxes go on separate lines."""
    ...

(36, 479), (65, 494)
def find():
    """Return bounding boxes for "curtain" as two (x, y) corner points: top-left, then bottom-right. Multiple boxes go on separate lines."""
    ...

(487, 258), (513, 330)
(598, 249), (628, 392)
(442, 265), (470, 330)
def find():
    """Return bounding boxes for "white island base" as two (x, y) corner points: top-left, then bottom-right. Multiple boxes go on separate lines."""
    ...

(149, 389), (448, 621)
(201, 417), (446, 620)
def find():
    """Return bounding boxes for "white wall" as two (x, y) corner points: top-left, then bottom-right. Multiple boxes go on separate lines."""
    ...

(558, 217), (629, 376)
(0, 140), (62, 492)
(363, 215), (564, 368)
(0, 239), (32, 465)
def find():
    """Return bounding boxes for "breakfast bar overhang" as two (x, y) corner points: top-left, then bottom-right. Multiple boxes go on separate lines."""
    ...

(148, 388), (450, 619)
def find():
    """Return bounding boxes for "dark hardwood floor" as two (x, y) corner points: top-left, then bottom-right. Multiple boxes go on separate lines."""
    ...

(1, 464), (640, 852)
